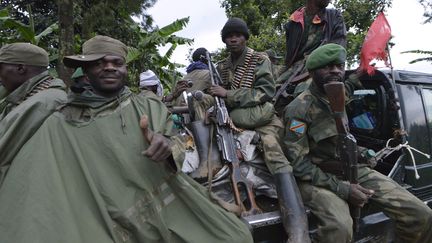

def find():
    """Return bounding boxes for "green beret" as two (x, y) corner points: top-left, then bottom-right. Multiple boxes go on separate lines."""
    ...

(306, 43), (346, 71)
(0, 43), (49, 67)
(63, 35), (127, 68)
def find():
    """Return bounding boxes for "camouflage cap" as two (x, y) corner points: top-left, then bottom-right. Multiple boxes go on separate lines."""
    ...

(0, 43), (49, 67)
(306, 43), (346, 71)
(63, 35), (127, 68)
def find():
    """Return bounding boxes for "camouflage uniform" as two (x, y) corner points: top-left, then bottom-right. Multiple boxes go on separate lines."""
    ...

(277, 7), (346, 85)
(0, 85), (7, 100)
(282, 81), (432, 242)
(173, 68), (212, 106)
(216, 47), (292, 175)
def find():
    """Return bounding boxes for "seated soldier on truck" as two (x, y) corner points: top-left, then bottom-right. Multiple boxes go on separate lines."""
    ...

(282, 43), (432, 243)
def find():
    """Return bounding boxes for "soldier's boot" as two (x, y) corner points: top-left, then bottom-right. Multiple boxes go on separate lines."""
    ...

(189, 120), (221, 180)
(274, 172), (311, 243)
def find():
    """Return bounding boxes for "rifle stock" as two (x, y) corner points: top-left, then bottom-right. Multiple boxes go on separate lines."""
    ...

(205, 52), (261, 216)
(324, 82), (361, 232)
(273, 61), (308, 102)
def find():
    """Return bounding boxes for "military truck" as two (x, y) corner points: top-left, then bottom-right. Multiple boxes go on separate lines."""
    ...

(172, 68), (432, 242)
(246, 69), (432, 242)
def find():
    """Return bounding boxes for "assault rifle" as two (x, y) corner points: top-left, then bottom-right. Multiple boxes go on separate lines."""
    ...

(324, 82), (361, 232)
(273, 62), (309, 115)
(205, 51), (261, 217)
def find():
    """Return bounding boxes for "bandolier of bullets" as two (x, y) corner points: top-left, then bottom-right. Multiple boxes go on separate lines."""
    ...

(219, 49), (260, 90)
(20, 77), (53, 104)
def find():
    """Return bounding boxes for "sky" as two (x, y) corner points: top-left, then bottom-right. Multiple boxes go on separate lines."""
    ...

(148, 0), (432, 74)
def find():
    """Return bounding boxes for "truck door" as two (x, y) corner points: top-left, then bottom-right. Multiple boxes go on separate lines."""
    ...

(397, 83), (432, 193)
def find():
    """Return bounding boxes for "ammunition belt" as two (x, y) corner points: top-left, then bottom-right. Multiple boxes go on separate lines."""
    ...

(20, 77), (54, 104)
(220, 49), (259, 90)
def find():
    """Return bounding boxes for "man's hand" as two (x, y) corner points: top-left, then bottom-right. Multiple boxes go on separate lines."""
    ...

(348, 184), (374, 207)
(209, 85), (227, 98)
(172, 80), (189, 98)
(140, 115), (172, 161)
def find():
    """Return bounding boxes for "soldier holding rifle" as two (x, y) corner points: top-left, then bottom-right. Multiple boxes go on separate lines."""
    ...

(208, 17), (310, 242)
(282, 43), (432, 243)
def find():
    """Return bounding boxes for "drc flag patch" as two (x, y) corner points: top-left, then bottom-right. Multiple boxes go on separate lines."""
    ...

(289, 119), (306, 136)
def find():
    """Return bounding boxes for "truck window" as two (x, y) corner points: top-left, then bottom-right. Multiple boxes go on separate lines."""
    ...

(422, 88), (432, 155)
(397, 84), (431, 163)
(350, 89), (378, 130)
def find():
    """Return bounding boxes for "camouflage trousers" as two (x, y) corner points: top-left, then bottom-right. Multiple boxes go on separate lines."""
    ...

(192, 94), (292, 175)
(254, 115), (292, 175)
(298, 167), (432, 243)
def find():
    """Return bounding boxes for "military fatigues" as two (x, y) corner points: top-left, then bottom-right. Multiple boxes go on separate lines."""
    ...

(0, 71), (67, 182)
(277, 10), (326, 84)
(173, 69), (212, 106)
(184, 69), (212, 93)
(282, 81), (432, 242)
(0, 85), (7, 100)
(217, 47), (291, 175)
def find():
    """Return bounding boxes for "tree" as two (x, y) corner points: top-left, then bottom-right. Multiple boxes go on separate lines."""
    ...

(0, 0), (192, 92)
(57, 0), (74, 85)
(402, 0), (431, 65)
(126, 17), (193, 92)
(401, 50), (432, 64)
(220, 0), (393, 66)
(419, 0), (432, 23)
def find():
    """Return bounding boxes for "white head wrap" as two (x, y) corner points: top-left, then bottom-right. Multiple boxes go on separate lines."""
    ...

(139, 70), (163, 97)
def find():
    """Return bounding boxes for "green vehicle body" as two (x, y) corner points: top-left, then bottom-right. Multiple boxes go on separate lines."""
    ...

(247, 69), (432, 242)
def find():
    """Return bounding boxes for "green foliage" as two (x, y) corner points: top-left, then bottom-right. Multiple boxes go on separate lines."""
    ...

(334, 0), (392, 65)
(220, 0), (302, 55)
(0, 1), (192, 93)
(0, 8), (58, 46)
(403, 1), (432, 65)
(126, 17), (193, 91)
(402, 50), (432, 64)
(220, 0), (393, 66)
(419, 0), (432, 23)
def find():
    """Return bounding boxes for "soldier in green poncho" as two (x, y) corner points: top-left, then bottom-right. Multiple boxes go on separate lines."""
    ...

(0, 35), (253, 243)
(0, 43), (67, 182)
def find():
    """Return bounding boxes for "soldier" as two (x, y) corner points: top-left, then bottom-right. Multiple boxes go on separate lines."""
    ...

(0, 43), (67, 181)
(184, 47), (212, 92)
(209, 17), (310, 242)
(139, 69), (164, 98)
(0, 35), (253, 243)
(170, 47), (213, 106)
(282, 43), (432, 243)
(265, 49), (284, 80)
(274, 0), (347, 114)
(70, 67), (90, 93)
(0, 83), (6, 100)
(278, 0), (346, 84)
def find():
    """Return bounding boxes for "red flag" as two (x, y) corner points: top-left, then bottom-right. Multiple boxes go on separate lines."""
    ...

(360, 12), (392, 75)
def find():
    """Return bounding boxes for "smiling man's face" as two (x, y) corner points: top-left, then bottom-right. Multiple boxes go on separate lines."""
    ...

(84, 55), (127, 97)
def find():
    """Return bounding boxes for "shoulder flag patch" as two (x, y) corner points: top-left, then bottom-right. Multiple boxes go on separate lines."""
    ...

(289, 119), (306, 136)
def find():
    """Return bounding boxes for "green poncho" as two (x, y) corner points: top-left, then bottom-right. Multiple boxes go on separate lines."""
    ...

(0, 71), (67, 182)
(0, 87), (252, 243)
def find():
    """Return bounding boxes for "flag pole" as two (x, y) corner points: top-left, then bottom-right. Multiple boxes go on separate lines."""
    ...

(387, 42), (396, 82)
